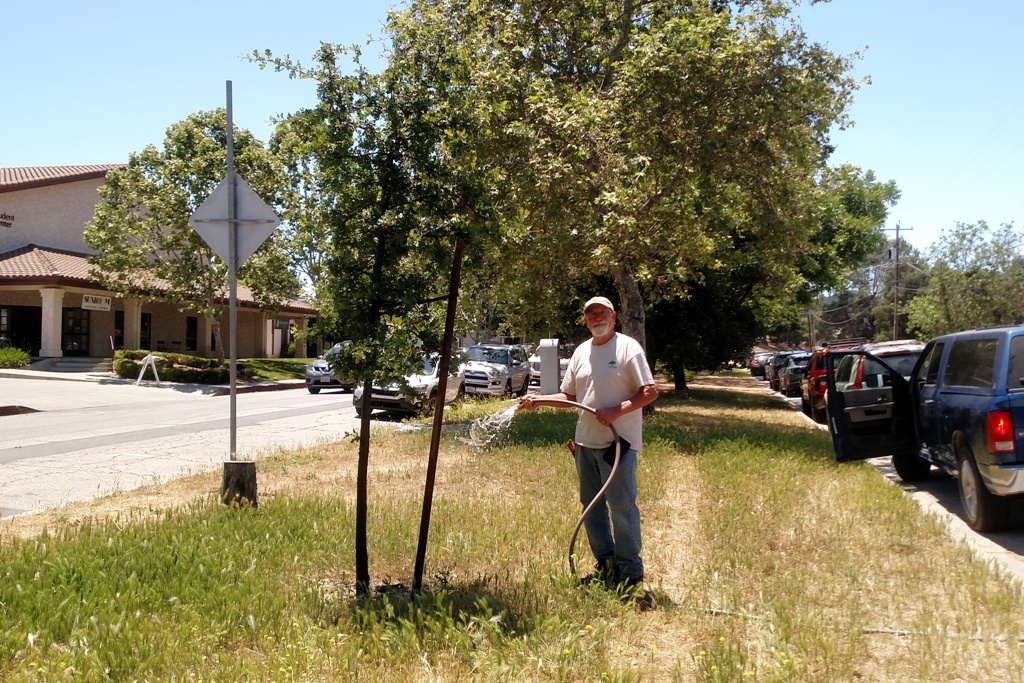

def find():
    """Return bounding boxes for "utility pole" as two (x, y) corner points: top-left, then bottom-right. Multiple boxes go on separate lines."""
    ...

(805, 308), (817, 349)
(884, 222), (912, 340)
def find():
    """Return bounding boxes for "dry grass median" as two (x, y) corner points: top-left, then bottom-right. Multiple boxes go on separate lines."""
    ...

(2, 373), (1023, 681)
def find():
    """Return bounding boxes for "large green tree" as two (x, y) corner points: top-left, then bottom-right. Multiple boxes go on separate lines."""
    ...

(906, 221), (1024, 337)
(268, 110), (337, 354)
(414, 0), (864, 349)
(648, 164), (898, 380)
(84, 109), (297, 363)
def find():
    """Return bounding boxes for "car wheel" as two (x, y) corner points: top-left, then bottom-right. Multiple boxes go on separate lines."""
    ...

(892, 450), (931, 482)
(355, 406), (363, 418)
(456, 383), (465, 401)
(812, 404), (826, 424)
(307, 386), (321, 395)
(800, 396), (811, 416)
(957, 442), (1009, 532)
(503, 380), (513, 398)
(518, 377), (530, 397)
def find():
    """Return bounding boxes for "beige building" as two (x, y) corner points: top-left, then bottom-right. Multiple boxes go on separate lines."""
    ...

(0, 166), (315, 362)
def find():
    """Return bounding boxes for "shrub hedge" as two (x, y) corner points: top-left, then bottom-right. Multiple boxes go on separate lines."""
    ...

(113, 350), (231, 384)
(0, 347), (31, 369)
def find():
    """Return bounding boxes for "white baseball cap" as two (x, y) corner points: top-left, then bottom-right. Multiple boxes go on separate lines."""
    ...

(583, 296), (615, 313)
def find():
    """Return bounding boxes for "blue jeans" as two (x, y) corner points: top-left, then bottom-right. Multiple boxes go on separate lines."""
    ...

(574, 445), (643, 580)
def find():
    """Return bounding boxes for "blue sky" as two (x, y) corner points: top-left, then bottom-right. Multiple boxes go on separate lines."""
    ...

(4, 1), (1021, 253)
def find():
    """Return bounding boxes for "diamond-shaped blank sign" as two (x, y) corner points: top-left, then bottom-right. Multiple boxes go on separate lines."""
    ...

(189, 175), (281, 266)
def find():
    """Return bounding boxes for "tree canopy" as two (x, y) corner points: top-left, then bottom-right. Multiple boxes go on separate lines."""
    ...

(410, 0), (867, 348)
(906, 221), (1024, 338)
(84, 109), (297, 362)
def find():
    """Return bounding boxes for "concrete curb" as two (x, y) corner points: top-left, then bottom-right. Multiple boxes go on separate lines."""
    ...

(0, 367), (306, 410)
(211, 381), (307, 397)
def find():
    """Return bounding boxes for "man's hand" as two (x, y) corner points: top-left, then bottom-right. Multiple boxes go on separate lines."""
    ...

(517, 395), (537, 412)
(595, 406), (619, 427)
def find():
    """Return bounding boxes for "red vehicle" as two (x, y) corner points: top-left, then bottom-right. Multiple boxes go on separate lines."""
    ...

(801, 338), (867, 423)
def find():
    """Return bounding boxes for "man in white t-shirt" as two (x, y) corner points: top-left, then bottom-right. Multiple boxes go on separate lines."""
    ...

(518, 296), (658, 590)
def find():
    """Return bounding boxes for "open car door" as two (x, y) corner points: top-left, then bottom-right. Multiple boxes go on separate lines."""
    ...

(825, 351), (915, 462)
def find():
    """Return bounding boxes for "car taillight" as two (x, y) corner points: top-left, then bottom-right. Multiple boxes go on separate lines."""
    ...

(986, 411), (1016, 454)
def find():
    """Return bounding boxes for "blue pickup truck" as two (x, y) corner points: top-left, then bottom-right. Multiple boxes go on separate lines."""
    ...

(826, 326), (1024, 532)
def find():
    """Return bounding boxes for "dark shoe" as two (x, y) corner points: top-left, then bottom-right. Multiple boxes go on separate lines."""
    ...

(579, 557), (619, 587)
(616, 575), (654, 610)
(619, 574), (644, 590)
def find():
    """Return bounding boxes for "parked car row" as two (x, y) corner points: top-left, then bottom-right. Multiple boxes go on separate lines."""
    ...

(305, 341), (535, 419)
(751, 349), (812, 396)
(826, 326), (1024, 532)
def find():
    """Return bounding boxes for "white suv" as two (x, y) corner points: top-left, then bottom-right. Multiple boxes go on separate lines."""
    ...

(463, 344), (531, 397)
(353, 355), (464, 417)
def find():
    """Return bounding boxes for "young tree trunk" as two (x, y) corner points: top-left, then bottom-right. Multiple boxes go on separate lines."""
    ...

(356, 378), (373, 596)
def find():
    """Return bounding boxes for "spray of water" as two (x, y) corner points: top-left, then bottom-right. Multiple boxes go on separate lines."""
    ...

(461, 404), (519, 450)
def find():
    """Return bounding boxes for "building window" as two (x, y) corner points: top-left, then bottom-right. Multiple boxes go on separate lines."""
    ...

(62, 308), (90, 356)
(186, 316), (198, 351)
(0, 307), (8, 348)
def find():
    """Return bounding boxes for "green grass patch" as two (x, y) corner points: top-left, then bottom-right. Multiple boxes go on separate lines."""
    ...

(239, 357), (312, 381)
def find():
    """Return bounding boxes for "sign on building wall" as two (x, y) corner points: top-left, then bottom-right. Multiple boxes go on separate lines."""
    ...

(82, 294), (112, 311)
(0, 212), (13, 229)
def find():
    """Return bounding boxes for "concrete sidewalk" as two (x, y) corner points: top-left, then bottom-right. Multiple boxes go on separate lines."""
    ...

(0, 366), (306, 411)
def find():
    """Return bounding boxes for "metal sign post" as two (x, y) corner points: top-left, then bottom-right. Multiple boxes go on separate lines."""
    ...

(188, 81), (281, 505)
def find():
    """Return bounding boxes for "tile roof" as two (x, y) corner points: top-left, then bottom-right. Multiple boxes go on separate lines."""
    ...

(0, 244), (96, 282)
(0, 244), (316, 314)
(0, 165), (125, 194)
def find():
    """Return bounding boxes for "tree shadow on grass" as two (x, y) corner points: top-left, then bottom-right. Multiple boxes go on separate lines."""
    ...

(310, 570), (551, 643)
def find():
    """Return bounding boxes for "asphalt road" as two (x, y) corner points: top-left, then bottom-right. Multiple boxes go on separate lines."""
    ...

(0, 370), (360, 519)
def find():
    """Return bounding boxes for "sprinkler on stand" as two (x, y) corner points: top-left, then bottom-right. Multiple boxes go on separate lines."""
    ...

(526, 398), (624, 578)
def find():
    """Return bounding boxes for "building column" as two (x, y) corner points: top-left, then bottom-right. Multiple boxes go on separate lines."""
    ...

(123, 297), (142, 350)
(258, 312), (270, 358)
(296, 316), (310, 358)
(200, 315), (214, 358)
(39, 288), (65, 358)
